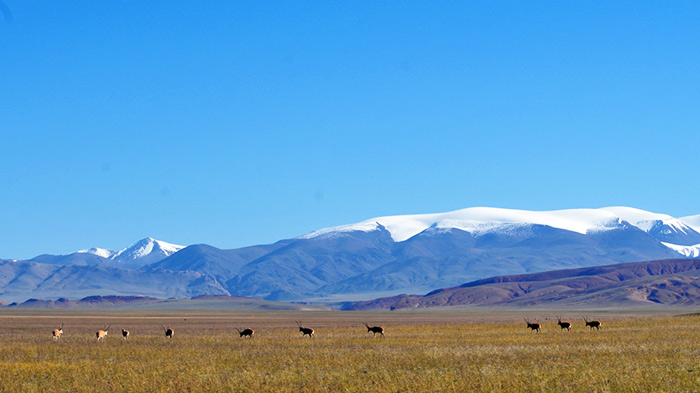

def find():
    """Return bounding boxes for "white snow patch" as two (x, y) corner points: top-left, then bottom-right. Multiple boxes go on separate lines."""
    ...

(602, 206), (691, 234)
(662, 242), (700, 258)
(153, 239), (185, 255)
(112, 237), (184, 261)
(302, 207), (625, 242)
(681, 214), (700, 234)
(601, 206), (673, 224)
(76, 248), (116, 259)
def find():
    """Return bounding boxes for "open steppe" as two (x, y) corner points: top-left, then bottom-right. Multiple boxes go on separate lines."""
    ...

(1, 309), (699, 392)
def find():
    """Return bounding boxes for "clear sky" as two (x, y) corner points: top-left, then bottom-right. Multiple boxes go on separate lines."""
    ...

(1, 1), (699, 259)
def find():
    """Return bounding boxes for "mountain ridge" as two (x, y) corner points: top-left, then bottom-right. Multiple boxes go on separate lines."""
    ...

(2, 206), (700, 303)
(75, 237), (184, 268)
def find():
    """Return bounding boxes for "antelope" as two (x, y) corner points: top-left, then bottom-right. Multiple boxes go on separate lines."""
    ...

(96, 324), (111, 341)
(556, 316), (571, 331)
(162, 326), (174, 339)
(583, 316), (601, 331)
(121, 329), (130, 340)
(524, 318), (541, 333)
(236, 328), (254, 338)
(52, 323), (64, 341)
(362, 322), (385, 337)
(295, 320), (314, 337)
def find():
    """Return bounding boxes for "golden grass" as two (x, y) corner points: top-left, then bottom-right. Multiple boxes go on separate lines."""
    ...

(1, 311), (699, 392)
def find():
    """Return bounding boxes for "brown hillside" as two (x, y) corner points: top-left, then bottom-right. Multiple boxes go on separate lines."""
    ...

(349, 259), (700, 310)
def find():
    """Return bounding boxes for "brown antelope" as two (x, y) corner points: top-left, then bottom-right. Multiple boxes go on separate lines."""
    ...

(121, 329), (130, 340)
(295, 320), (314, 337)
(524, 318), (541, 333)
(96, 324), (111, 341)
(362, 322), (385, 337)
(236, 328), (254, 338)
(583, 316), (601, 331)
(52, 323), (64, 341)
(162, 326), (174, 339)
(556, 316), (571, 331)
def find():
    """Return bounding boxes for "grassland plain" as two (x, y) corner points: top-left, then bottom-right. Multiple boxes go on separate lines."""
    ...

(1, 310), (699, 392)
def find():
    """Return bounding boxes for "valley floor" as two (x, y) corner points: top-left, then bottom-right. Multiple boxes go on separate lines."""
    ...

(1, 310), (699, 392)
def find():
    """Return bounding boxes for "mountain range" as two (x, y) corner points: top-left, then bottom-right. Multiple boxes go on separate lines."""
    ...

(1, 207), (700, 303)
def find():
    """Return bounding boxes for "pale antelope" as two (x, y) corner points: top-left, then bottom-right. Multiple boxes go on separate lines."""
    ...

(524, 318), (540, 333)
(362, 322), (385, 337)
(96, 324), (111, 341)
(236, 328), (254, 338)
(295, 320), (314, 337)
(162, 326), (174, 339)
(52, 323), (64, 341)
(556, 316), (571, 331)
(583, 316), (601, 331)
(121, 329), (130, 340)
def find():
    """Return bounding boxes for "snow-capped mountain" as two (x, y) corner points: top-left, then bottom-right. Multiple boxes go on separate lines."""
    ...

(302, 207), (627, 241)
(110, 238), (184, 268)
(2, 206), (699, 303)
(74, 238), (184, 268)
(303, 206), (700, 253)
(601, 206), (700, 246)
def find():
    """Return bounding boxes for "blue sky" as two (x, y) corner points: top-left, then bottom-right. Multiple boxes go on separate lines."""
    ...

(1, 1), (699, 259)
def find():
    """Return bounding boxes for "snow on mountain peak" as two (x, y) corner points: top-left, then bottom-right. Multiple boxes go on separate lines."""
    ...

(76, 247), (116, 259)
(681, 214), (700, 233)
(601, 206), (689, 233)
(601, 206), (674, 222)
(302, 207), (626, 242)
(68, 238), (184, 268)
(112, 238), (184, 262)
(601, 206), (685, 233)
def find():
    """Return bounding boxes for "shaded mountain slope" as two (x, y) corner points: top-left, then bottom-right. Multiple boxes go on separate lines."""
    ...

(0, 259), (228, 302)
(322, 225), (678, 296)
(225, 228), (396, 300)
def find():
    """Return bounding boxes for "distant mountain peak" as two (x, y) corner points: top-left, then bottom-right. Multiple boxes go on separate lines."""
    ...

(300, 206), (700, 254)
(112, 237), (184, 264)
(302, 207), (629, 242)
(71, 238), (184, 268)
(602, 206), (691, 233)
